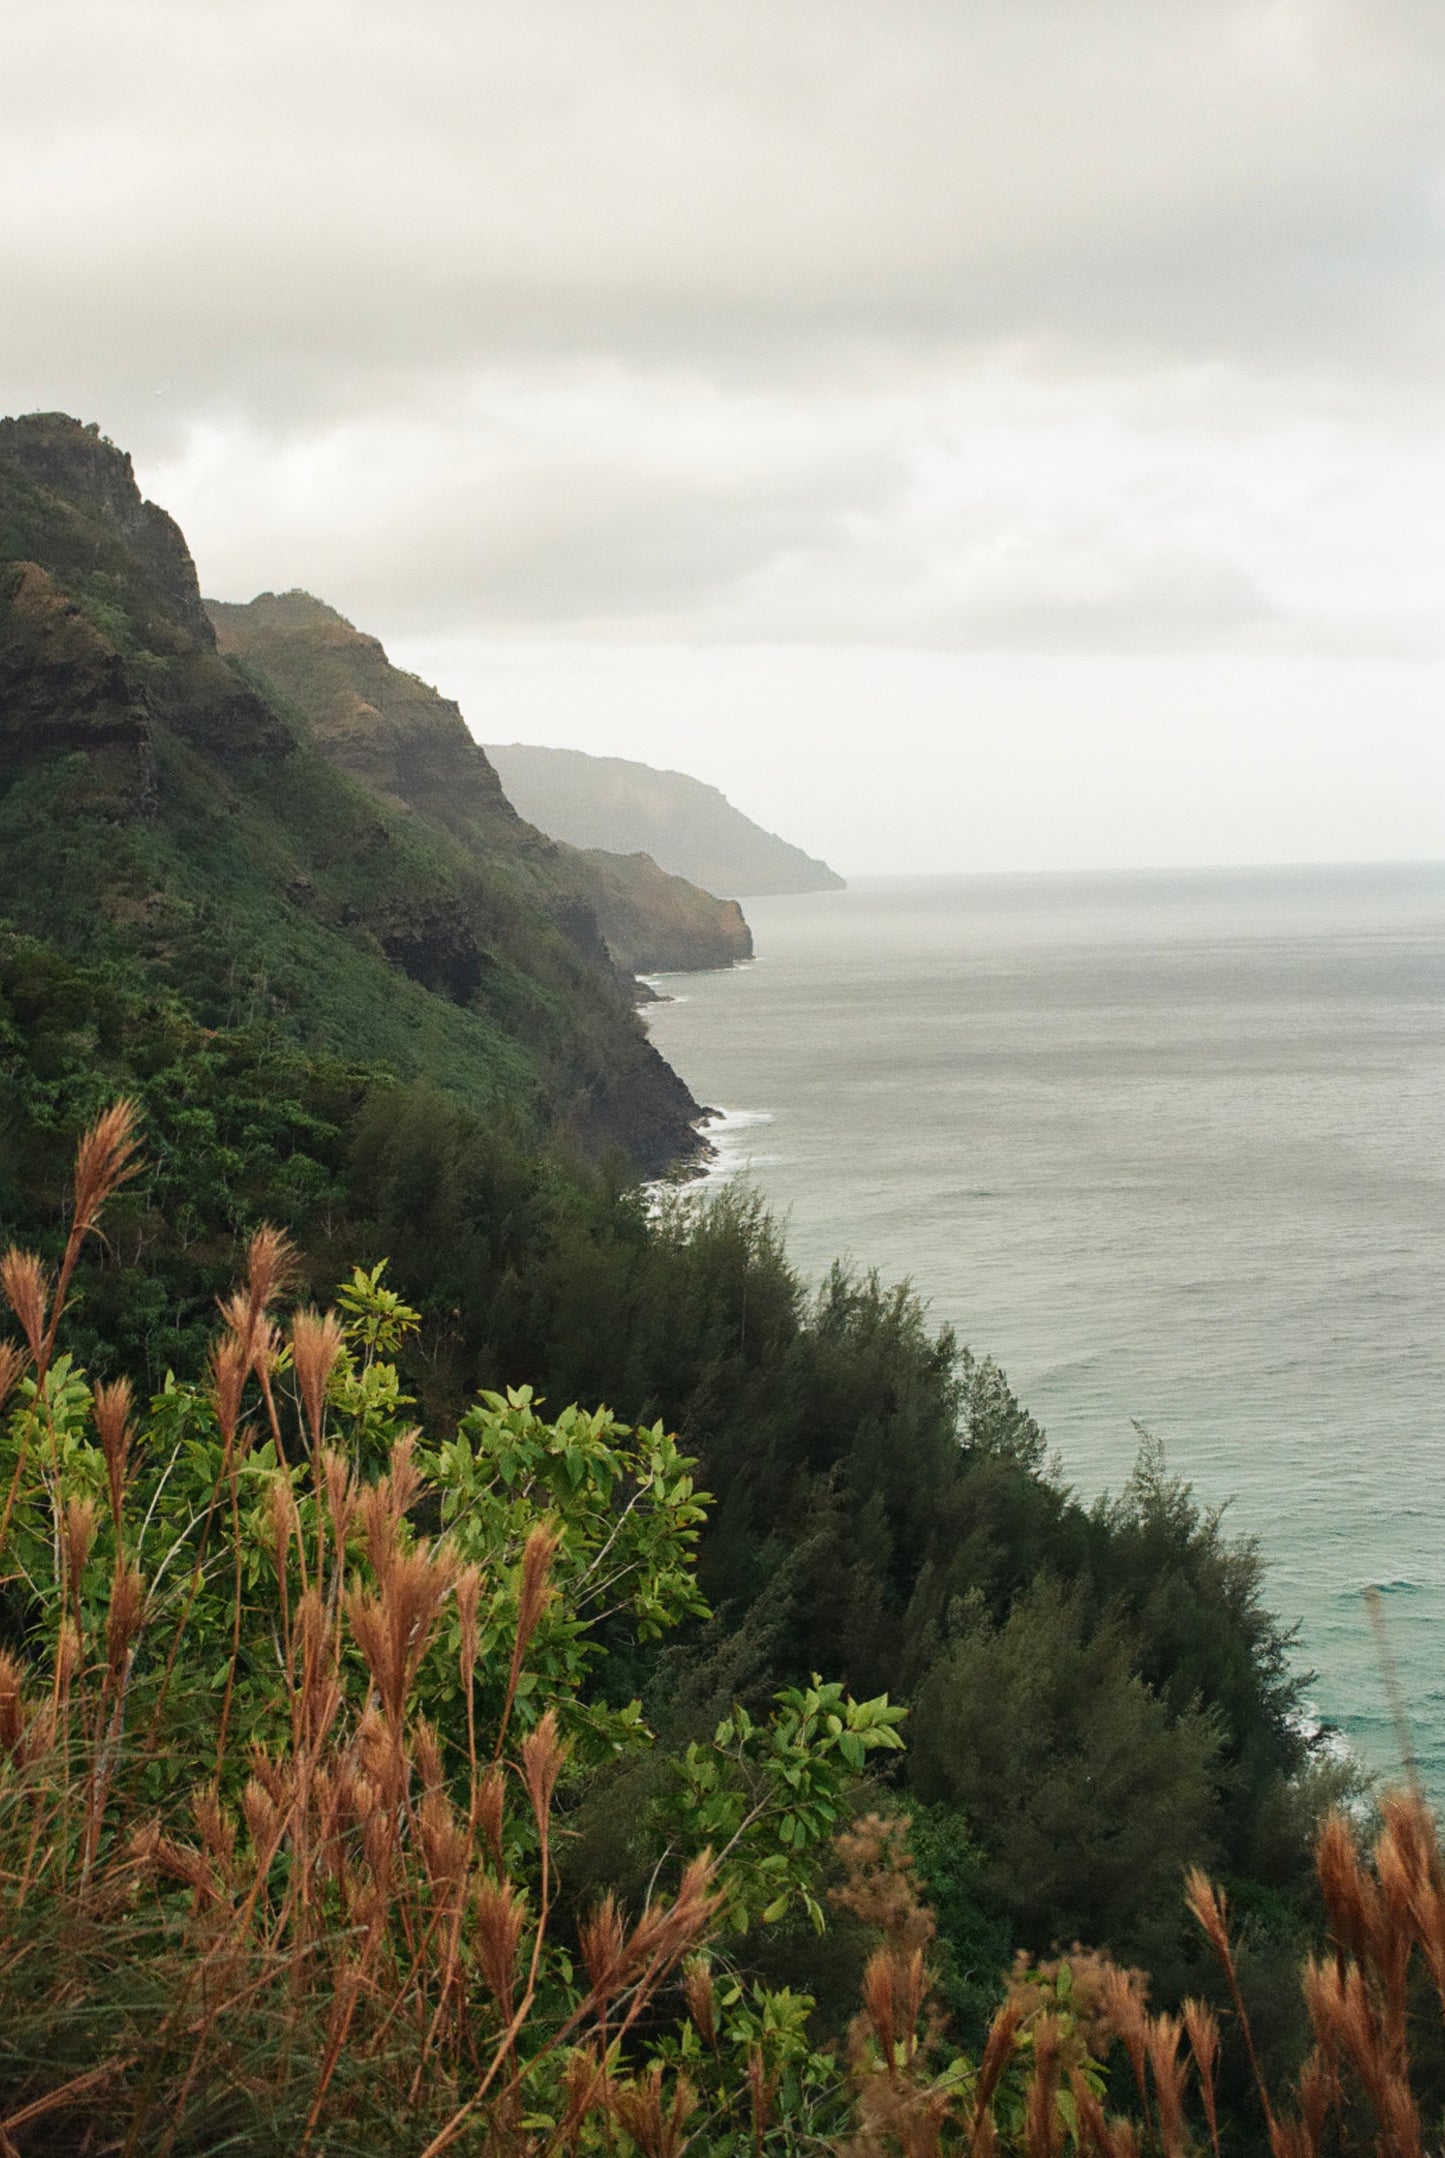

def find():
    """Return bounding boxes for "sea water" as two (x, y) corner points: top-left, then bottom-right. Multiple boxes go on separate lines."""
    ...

(645, 864), (1445, 1794)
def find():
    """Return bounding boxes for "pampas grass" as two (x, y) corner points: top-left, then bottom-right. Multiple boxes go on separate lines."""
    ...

(0, 1108), (721, 2154)
(6, 1105), (1445, 2158)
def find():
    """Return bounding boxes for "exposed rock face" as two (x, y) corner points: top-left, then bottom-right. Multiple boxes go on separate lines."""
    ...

(0, 414), (213, 648)
(208, 590), (520, 836)
(0, 562), (154, 810)
(0, 420), (297, 795)
(485, 743), (845, 898)
(380, 917), (491, 1004)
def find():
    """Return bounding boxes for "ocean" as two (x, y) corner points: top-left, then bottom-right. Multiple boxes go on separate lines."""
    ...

(644, 863), (1445, 1794)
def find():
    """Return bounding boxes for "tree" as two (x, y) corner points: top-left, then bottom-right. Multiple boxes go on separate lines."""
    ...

(909, 1578), (1223, 1962)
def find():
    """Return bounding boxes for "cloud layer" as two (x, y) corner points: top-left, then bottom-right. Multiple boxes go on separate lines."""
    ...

(9, 0), (1445, 400)
(3, 0), (1443, 863)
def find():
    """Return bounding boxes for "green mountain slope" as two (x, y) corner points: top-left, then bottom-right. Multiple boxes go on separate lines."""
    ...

(207, 590), (752, 975)
(0, 414), (701, 1171)
(0, 421), (1328, 2074)
(485, 742), (845, 898)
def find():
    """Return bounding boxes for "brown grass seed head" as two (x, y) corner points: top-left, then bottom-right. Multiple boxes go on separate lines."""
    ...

(71, 1098), (143, 1237)
(290, 1307), (345, 1449)
(0, 1247), (50, 1365)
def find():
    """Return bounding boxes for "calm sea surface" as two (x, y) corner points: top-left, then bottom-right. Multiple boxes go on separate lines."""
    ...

(645, 864), (1445, 1793)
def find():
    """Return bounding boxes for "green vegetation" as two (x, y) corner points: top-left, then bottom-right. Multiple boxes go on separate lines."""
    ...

(0, 1114), (1440, 2157)
(0, 1126), (905, 2147)
(0, 412), (1399, 2149)
(1, 1003), (1341, 2083)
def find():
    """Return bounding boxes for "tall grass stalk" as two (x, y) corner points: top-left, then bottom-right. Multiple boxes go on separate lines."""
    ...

(0, 1110), (722, 2152)
(4, 1107), (1445, 2157)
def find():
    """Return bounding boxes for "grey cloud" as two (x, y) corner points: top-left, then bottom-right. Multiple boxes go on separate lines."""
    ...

(8, 0), (1445, 671)
(684, 548), (1329, 656)
(5, 0), (1445, 448)
(789, 561), (1281, 657)
(180, 390), (1445, 660)
(316, 473), (894, 629)
(293, 475), (1427, 658)
(203, 444), (912, 631)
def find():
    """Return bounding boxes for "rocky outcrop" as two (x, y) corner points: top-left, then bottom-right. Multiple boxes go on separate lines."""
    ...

(0, 562), (154, 811)
(208, 590), (520, 838)
(576, 850), (753, 975)
(0, 414), (213, 649)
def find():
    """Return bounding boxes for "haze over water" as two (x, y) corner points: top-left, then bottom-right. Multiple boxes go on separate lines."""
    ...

(646, 863), (1445, 1794)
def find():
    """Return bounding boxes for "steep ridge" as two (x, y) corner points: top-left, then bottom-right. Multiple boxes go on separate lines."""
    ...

(208, 590), (752, 976)
(485, 742), (845, 898)
(568, 850), (751, 976)
(0, 415), (701, 1172)
(205, 589), (526, 852)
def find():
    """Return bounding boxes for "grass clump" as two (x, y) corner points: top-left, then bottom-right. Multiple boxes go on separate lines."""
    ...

(0, 1105), (905, 2151)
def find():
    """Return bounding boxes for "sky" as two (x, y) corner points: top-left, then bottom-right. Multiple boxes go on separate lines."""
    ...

(4, 0), (1444, 874)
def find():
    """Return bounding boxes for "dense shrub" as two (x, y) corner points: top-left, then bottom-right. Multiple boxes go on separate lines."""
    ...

(1, 1111), (1441, 2158)
(2, 958), (1333, 2022)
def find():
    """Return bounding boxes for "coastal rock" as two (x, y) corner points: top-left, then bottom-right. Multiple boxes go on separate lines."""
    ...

(573, 849), (753, 975)
(0, 413), (214, 649)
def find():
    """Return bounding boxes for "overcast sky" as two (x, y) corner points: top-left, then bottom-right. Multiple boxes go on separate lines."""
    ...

(5, 0), (1444, 872)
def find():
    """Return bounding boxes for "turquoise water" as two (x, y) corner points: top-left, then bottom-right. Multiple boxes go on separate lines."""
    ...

(645, 864), (1445, 1792)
